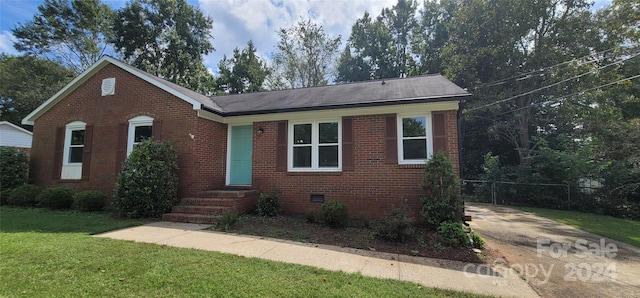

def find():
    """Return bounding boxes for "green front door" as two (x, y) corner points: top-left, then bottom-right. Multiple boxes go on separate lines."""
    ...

(229, 125), (253, 185)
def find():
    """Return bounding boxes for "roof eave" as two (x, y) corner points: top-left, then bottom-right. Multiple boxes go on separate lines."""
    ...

(219, 94), (470, 117)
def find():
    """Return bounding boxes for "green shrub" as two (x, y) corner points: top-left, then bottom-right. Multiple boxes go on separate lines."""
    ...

(257, 191), (281, 217)
(0, 147), (29, 191)
(305, 209), (318, 223)
(421, 152), (463, 227)
(320, 200), (348, 228)
(219, 210), (239, 231)
(438, 221), (470, 248)
(113, 139), (179, 218)
(471, 231), (485, 249)
(6, 184), (41, 207)
(371, 207), (415, 242)
(73, 190), (107, 212)
(37, 186), (75, 210)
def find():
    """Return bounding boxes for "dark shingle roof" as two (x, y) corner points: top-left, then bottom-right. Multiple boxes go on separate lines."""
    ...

(208, 75), (470, 116)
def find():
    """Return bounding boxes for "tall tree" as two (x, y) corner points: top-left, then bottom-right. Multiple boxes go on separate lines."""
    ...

(0, 54), (75, 127)
(338, 0), (418, 82)
(216, 41), (270, 94)
(271, 18), (341, 88)
(444, 0), (595, 176)
(383, 0), (418, 77)
(411, 0), (455, 75)
(12, 0), (115, 73)
(112, 0), (215, 94)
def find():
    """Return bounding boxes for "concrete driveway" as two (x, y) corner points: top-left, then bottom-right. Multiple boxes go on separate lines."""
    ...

(466, 203), (640, 298)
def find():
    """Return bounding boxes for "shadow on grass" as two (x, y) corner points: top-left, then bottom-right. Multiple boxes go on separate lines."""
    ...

(0, 206), (146, 234)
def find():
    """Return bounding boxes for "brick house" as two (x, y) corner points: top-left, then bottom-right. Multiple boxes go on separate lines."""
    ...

(22, 56), (470, 222)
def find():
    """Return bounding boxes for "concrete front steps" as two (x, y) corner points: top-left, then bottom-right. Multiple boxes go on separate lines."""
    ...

(162, 189), (260, 224)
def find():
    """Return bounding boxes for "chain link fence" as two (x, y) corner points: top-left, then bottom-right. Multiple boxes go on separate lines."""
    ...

(462, 179), (601, 212)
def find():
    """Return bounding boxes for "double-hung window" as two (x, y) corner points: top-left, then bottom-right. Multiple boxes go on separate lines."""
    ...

(127, 116), (153, 155)
(290, 120), (340, 171)
(61, 121), (86, 179)
(398, 115), (432, 164)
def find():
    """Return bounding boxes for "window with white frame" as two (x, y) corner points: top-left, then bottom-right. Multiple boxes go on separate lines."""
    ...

(61, 121), (86, 179)
(398, 115), (432, 164)
(127, 116), (153, 155)
(289, 120), (340, 171)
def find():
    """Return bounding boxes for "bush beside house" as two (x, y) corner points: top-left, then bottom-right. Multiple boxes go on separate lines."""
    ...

(113, 139), (179, 218)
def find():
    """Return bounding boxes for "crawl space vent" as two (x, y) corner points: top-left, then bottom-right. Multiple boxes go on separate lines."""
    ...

(310, 194), (325, 203)
(101, 78), (115, 96)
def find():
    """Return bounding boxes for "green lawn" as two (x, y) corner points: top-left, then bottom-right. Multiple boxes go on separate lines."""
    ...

(0, 207), (488, 297)
(515, 206), (640, 247)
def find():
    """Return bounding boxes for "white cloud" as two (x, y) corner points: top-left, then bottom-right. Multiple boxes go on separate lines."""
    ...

(0, 30), (19, 55)
(198, 0), (398, 74)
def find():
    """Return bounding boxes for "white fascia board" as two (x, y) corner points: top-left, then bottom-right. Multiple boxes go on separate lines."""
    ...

(109, 58), (204, 111)
(217, 100), (460, 125)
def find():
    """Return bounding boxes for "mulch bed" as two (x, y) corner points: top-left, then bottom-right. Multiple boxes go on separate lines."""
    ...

(219, 214), (485, 264)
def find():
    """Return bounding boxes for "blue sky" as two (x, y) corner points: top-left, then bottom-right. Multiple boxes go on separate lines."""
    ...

(0, 0), (613, 74)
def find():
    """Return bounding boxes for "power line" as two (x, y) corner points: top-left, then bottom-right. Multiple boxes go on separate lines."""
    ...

(467, 46), (623, 91)
(465, 73), (640, 120)
(463, 52), (640, 113)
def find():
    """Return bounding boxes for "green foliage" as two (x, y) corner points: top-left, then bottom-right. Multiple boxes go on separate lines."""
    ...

(257, 191), (281, 217)
(305, 209), (319, 223)
(438, 221), (470, 248)
(37, 186), (75, 210)
(320, 200), (349, 228)
(113, 139), (179, 218)
(0, 147), (29, 191)
(11, 0), (115, 73)
(593, 119), (640, 219)
(421, 152), (463, 227)
(271, 18), (341, 89)
(72, 190), (106, 212)
(112, 0), (215, 94)
(216, 40), (270, 94)
(0, 55), (75, 124)
(219, 210), (240, 231)
(370, 207), (415, 242)
(470, 231), (485, 249)
(6, 184), (41, 207)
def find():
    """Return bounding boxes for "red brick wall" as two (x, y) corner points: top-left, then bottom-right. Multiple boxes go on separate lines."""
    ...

(252, 110), (459, 219)
(30, 64), (226, 197)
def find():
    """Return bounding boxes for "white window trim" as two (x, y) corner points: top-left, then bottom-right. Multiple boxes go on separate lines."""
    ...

(397, 113), (434, 164)
(288, 119), (342, 172)
(127, 115), (154, 156)
(61, 121), (86, 180)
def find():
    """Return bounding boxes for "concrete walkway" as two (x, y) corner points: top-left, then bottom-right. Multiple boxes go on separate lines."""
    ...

(97, 222), (538, 298)
(466, 203), (640, 298)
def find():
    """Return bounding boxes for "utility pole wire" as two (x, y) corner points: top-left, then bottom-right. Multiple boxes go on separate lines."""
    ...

(464, 52), (640, 113)
(465, 73), (640, 119)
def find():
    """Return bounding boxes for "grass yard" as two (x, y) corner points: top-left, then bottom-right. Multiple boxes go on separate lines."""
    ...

(0, 207), (488, 297)
(515, 206), (640, 247)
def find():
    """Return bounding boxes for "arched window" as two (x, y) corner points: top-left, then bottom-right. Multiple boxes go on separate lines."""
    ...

(61, 121), (87, 179)
(127, 116), (154, 155)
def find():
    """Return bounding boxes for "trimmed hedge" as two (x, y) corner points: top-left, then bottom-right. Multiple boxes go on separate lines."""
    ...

(6, 184), (41, 207)
(0, 147), (29, 191)
(73, 190), (107, 212)
(37, 186), (75, 210)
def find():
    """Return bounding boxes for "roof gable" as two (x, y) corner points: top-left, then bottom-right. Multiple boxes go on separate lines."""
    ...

(21, 56), (219, 125)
